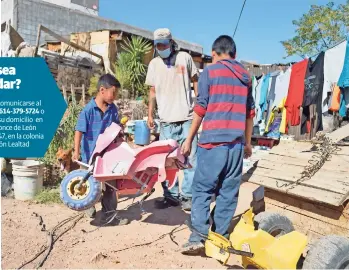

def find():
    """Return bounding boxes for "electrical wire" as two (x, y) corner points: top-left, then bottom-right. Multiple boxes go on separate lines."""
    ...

(233, 0), (248, 38)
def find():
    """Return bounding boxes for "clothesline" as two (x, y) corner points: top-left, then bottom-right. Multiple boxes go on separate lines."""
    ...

(308, 37), (347, 60)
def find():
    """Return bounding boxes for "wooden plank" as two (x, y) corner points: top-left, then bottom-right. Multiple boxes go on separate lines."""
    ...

(245, 169), (349, 195)
(90, 30), (110, 45)
(257, 157), (349, 173)
(257, 159), (305, 174)
(264, 190), (349, 230)
(247, 174), (343, 206)
(38, 25), (104, 63)
(252, 165), (349, 182)
(327, 124), (349, 142)
(265, 197), (349, 239)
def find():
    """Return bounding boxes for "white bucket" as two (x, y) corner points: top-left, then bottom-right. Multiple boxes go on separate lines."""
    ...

(11, 160), (44, 200)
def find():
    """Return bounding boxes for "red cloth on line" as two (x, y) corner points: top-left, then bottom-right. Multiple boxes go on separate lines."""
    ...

(285, 59), (309, 127)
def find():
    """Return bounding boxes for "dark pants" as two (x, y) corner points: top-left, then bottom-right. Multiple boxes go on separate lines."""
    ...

(101, 181), (117, 215)
(189, 143), (243, 242)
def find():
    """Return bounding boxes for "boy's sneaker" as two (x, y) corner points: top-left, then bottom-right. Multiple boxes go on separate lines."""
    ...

(100, 213), (129, 226)
(181, 241), (205, 255)
(154, 196), (180, 209)
(181, 197), (192, 211)
(84, 206), (96, 218)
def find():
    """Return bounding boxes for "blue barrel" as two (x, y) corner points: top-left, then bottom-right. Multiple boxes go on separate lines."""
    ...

(134, 120), (150, 145)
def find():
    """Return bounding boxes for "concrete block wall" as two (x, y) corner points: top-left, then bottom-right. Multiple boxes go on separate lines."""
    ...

(14, 0), (203, 53)
(1, 0), (15, 25)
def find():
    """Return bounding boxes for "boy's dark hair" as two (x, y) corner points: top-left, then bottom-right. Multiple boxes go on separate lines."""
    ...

(97, 74), (121, 91)
(212, 35), (236, 58)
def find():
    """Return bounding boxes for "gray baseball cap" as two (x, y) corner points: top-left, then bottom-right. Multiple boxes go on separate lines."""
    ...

(154, 28), (172, 45)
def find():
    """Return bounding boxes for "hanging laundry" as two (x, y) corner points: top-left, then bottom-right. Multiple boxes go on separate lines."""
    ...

(339, 93), (347, 117)
(258, 74), (271, 121)
(338, 36), (349, 88)
(265, 70), (281, 123)
(254, 75), (264, 123)
(342, 87), (349, 108)
(285, 59), (309, 127)
(337, 36), (349, 110)
(301, 51), (325, 135)
(266, 97), (287, 134)
(329, 84), (341, 111)
(322, 39), (347, 112)
(251, 76), (259, 127)
(266, 114), (282, 139)
(273, 67), (292, 108)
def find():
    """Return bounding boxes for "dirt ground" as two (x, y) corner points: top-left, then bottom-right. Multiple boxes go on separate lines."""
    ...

(1, 182), (260, 269)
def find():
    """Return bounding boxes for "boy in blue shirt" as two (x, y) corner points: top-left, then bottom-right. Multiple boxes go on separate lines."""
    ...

(74, 74), (129, 226)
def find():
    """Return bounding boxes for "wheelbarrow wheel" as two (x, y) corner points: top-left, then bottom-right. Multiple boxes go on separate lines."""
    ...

(254, 212), (294, 238)
(60, 169), (102, 211)
(302, 235), (349, 269)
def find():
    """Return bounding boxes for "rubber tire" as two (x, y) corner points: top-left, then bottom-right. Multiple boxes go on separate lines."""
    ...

(302, 235), (349, 269)
(254, 212), (294, 238)
(60, 169), (102, 211)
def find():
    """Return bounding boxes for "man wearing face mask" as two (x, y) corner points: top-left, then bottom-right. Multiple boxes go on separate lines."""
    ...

(145, 28), (199, 211)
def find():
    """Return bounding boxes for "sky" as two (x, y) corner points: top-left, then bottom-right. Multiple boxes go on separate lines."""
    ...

(99, 0), (347, 64)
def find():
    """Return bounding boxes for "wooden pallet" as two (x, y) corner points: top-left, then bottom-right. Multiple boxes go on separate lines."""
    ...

(244, 124), (349, 208)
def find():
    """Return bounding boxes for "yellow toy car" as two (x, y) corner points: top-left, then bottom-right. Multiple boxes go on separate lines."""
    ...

(199, 208), (349, 269)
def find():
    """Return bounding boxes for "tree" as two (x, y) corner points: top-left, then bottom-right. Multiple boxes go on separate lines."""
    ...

(281, 1), (349, 58)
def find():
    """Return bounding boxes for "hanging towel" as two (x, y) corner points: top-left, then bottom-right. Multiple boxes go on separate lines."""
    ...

(285, 59), (309, 127)
(338, 36), (349, 88)
(322, 40), (347, 112)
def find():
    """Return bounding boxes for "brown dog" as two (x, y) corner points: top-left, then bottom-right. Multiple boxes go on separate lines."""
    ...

(56, 148), (79, 174)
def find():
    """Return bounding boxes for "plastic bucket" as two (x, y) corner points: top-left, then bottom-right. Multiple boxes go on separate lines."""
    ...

(134, 120), (150, 145)
(11, 160), (44, 200)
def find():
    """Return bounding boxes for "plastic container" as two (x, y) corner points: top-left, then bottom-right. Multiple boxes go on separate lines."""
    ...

(11, 160), (44, 200)
(125, 120), (135, 134)
(134, 120), (150, 145)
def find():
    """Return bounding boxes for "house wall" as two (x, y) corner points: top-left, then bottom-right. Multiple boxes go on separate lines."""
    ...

(13, 0), (203, 53)
(1, 0), (14, 25)
(40, 0), (98, 15)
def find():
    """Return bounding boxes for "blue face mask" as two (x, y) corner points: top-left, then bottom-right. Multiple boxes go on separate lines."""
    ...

(157, 48), (171, 59)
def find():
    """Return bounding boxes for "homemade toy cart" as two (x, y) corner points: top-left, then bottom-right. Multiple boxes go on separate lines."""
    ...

(187, 205), (349, 269)
(60, 123), (189, 211)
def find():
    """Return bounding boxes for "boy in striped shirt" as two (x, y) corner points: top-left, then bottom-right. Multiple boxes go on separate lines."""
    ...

(180, 35), (255, 253)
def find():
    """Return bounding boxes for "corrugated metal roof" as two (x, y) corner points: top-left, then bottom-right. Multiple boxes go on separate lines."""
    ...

(241, 60), (293, 77)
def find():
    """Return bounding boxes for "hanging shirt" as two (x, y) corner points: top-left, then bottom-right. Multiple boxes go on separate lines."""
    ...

(258, 74), (271, 121)
(266, 70), (280, 123)
(273, 68), (292, 108)
(338, 36), (349, 88)
(322, 40), (347, 112)
(285, 59), (309, 127)
(329, 85), (342, 111)
(301, 52), (325, 134)
(254, 75), (264, 123)
(339, 93), (347, 117)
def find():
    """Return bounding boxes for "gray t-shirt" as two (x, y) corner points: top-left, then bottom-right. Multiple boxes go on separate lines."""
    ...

(145, 51), (199, 123)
